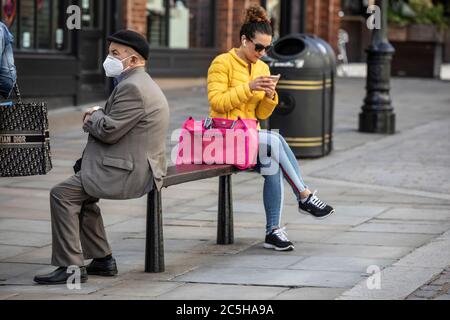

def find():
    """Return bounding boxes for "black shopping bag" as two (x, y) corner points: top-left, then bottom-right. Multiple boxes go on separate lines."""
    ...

(0, 84), (52, 177)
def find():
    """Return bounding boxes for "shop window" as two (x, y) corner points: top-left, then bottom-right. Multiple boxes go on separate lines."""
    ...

(1, 0), (71, 52)
(80, 0), (99, 29)
(147, 0), (215, 48)
(264, 0), (281, 40)
(341, 0), (371, 16)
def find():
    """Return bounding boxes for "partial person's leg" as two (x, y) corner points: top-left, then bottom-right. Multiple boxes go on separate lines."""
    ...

(80, 199), (117, 276)
(259, 130), (308, 198)
(259, 130), (335, 219)
(79, 198), (112, 260)
(261, 167), (284, 234)
(34, 173), (90, 284)
(270, 130), (310, 199)
(49, 172), (91, 267)
(255, 132), (294, 251)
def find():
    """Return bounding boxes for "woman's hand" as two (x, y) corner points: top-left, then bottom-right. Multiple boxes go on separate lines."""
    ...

(249, 76), (273, 92)
(263, 81), (277, 99)
(264, 86), (276, 99)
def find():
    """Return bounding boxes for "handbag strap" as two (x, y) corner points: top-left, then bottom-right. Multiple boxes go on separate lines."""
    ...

(12, 83), (22, 104)
(204, 117), (250, 130)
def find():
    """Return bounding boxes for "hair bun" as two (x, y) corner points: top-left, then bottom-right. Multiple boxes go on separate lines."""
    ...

(243, 5), (270, 24)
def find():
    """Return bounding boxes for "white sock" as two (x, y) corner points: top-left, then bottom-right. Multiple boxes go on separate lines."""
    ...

(300, 194), (311, 203)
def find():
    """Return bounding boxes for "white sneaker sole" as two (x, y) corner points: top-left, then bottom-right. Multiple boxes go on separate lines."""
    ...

(299, 208), (336, 220)
(263, 243), (295, 251)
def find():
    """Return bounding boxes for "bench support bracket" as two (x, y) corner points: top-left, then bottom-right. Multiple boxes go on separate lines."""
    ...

(145, 188), (164, 273)
(217, 175), (234, 245)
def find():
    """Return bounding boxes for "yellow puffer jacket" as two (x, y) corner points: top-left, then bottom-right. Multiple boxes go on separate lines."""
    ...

(207, 48), (279, 120)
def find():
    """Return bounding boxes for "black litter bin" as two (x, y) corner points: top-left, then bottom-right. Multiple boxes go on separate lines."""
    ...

(263, 34), (336, 158)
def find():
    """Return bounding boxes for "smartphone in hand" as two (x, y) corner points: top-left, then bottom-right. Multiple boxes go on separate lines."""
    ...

(268, 74), (281, 83)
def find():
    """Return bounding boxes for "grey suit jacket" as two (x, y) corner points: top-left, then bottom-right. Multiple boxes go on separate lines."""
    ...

(81, 67), (170, 199)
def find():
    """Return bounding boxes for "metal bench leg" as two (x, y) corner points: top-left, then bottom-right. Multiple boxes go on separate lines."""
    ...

(217, 174), (234, 245)
(145, 188), (164, 273)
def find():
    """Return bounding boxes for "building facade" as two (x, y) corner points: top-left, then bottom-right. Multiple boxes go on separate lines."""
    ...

(1, 0), (340, 109)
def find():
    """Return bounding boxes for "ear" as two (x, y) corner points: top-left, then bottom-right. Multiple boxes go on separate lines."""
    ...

(130, 55), (138, 65)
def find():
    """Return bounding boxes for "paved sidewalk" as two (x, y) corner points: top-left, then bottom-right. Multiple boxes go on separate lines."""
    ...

(0, 77), (449, 300)
(337, 63), (450, 80)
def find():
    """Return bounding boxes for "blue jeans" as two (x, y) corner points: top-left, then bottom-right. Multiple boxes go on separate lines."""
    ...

(0, 22), (17, 99)
(254, 130), (308, 234)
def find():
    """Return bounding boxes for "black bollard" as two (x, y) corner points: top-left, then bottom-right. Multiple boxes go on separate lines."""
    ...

(359, 0), (396, 134)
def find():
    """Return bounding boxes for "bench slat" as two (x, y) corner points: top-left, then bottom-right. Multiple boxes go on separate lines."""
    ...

(163, 164), (238, 187)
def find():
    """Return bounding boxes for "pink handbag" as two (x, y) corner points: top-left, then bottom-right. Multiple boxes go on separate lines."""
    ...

(176, 117), (259, 170)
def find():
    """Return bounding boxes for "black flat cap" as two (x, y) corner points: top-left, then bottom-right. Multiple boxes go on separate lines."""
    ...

(107, 29), (150, 60)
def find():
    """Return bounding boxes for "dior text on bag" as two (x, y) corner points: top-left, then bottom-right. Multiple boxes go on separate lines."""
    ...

(0, 84), (52, 177)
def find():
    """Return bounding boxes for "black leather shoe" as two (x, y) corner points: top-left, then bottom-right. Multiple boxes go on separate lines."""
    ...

(34, 266), (88, 285)
(86, 256), (118, 276)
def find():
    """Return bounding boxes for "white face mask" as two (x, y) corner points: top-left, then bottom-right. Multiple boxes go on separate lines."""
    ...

(103, 55), (133, 78)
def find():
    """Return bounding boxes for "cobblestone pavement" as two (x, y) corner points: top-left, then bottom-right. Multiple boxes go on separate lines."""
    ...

(407, 267), (450, 300)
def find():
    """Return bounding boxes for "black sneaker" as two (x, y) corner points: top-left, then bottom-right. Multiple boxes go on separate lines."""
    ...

(264, 228), (295, 251)
(299, 190), (335, 219)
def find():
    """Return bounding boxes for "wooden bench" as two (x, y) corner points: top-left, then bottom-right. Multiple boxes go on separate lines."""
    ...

(144, 164), (240, 273)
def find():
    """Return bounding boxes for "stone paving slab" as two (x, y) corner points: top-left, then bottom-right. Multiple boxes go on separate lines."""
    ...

(205, 201), (266, 214)
(324, 205), (388, 218)
(1, 282), (105, 295)
(96, 280), (183, 298)
(0, 187), (50, 198)
(351, 221), (450, 234)
(308, 118), (450, 195)
(339, 231), (450, 300)
(0, 208), (51, 221)
(180, 211), (265, 224)
(163, 204), (218, 215)
(327, 194), (450, 206)
(338, 266), (442, 300)
(274, 229), (340, 243)
(245, 243), (412, 260)
(377, 208), (450, 221)
(0, 198), (51, 212)
(189, 238), (261, 255)
(207, 254), (305, 269)
(163, 188), (218, 201)
(0, 245), (34, 261)
(0, 231), (51, 248)
(394, 235), (450, 269)
(173, 266), (365, 288)
(1, 293), (96, 300)
(434, 295), (450, 300)
(323, 231), (435, 248)
(0, 292), (18, 300)
(274, 287), (346, 300)
(0, 263), (45, 281)
(105, 218), (148, 233)
(287, 256), (395, 273)
(284, 222), (351, 232)
(3, 246), (52, 265)
(156, 283), (288, 300)
(290, 214), (373, 227)
(0, 218), (51, 234)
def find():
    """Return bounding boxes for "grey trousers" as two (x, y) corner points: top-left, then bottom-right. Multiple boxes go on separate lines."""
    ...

(50, 172), (112, 267)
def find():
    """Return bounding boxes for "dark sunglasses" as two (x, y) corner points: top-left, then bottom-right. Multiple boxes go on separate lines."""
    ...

(248, 39), (273, 53)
